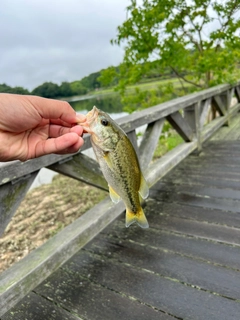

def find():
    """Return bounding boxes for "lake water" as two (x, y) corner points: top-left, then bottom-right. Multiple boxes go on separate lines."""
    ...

(30, 93), (127, 190)
(69, 92), (124, 115)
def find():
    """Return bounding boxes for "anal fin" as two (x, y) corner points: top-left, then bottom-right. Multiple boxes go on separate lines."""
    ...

(109, 185), (121, 204)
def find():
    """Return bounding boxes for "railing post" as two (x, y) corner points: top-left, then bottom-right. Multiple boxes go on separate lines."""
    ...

(195, 102), (202, 152)
(184, 102), (202, 152)
(184, 103), (197, 131)
(219, 91), (231, 126)
(235, 85), (240, 103)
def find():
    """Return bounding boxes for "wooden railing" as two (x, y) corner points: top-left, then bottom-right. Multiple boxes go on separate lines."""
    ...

(0, 81), (240, 316)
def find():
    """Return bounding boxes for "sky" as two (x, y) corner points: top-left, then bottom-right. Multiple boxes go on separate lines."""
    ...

(0, 0), (129, 90)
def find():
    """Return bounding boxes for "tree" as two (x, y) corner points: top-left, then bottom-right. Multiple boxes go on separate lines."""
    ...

(0, 83), (29, 95)
(59, 82), (72, 97)
(31, 82), (60, 98)
(70, 81), (88, 95)
(107, 0), (240, 93)
(81, 71), (101, 90)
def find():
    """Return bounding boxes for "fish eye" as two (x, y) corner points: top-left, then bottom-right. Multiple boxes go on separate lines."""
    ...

(101, 119), (108, 126)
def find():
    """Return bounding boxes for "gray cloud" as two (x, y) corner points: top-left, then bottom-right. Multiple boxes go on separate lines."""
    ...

(0, 0), (129, 90)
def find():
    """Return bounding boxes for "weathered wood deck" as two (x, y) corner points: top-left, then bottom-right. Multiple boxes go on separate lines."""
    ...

(2, 113), (240, 319)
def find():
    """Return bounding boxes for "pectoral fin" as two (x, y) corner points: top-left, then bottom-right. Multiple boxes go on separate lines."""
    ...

(109, 185), (121, 203)
(126, 207), (149, 228)
(138, 174), (149, 200)
(103, 152), (114, 170)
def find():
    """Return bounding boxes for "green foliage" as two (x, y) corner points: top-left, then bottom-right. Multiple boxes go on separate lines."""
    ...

(81, 71), (101, 90)
(103, 0), (240, 111)
(59, 82), (72, 97)
(31, 82), (60, 98)
(31, 80), (87, 98)
(70, 81), (87, 95)
(98, 66), (120, 87)
(153, 129), (184, 160)
(122, 81), (193, 113)
(0, 83), (29, 95)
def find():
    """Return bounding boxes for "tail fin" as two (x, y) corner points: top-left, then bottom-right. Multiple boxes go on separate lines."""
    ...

(126, 207), (149, 229)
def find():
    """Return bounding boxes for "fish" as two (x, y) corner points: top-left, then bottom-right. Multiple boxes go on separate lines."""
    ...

(79, 106), (149, 228)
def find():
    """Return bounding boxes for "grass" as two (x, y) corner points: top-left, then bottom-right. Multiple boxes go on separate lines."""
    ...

(153, 130), (184, 160)
(0, 175), (107, 273)
(88, 77), (189, 96)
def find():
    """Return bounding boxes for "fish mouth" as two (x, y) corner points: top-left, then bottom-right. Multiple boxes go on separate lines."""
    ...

(77, 106), (99, 134)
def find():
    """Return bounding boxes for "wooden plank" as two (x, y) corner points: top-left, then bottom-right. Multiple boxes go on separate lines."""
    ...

(201, 102), (240, 142)
(149, 215), (240, 246)
(212, 95), (226, 116)
(58, 250), (240, 320)
(179, 154), (240, 166)
(103, 221), (240, 271)
(224, 126), (240, 140)
(195, 142), (240, 153)
(0, 197), (125, 317)
(183, 103), (198, 132)
(210, 126), (231, 141)
(48, 152), (108, 191)
(189, 157), (240, 167)
(229, 88), (235, 106)
(166, 111), (194, 142)
(166, 161), (240, 179)
(199, 150), (240, 157)
(150, 188), (240, 214)
(153, 180), (240, 202)
(195, 101), (202, 151)
(88, 236), (240, 300)
(169, 166), (240, 182)
(206, 140), (240, 149)
(0, 140), (198, 316)
(139, 119), (164, 170)
(235, 86), (240, 102)
(189, 152), (240, 162)
(210, 112), (240, 140)
(145, 141), (197, 187)
(0, 154), (82, 187)
(221, 91), (231, 127)
(199, 99), (211, 128)
(127, 130), (139, 157)
(163, 173), (240, 189)
(31, 265), (173, 320)
(178, 159), (240, 172)
(1, 292), (81, 320)
(0, 172), (38, 237)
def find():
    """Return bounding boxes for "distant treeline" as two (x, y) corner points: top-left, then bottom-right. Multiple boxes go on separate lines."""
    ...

(0, 70), (103, 98)
(0, 62), (172, 99)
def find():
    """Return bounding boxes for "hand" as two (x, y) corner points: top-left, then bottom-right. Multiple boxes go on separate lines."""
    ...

(0, 94), (86, 162)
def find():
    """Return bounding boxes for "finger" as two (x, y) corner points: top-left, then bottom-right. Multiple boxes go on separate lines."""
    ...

(25, 95), (86, 124)
(55, 140), (84, 155)
(49, 119), (72, 127)
(35, 132), (84, 157)
(76, 114), (87, 123)
(48, 124), (84, 138)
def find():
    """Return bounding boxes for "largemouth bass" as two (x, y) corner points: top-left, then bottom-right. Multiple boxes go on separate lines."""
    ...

(79, 106), (149, 228)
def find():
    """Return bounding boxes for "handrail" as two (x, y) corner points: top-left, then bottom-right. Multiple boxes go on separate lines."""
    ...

(0, 81), (240, 316)
(1, 81), (239, 186)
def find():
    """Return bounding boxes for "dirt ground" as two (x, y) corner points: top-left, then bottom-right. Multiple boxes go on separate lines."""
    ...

(0, 174), (107, 274)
